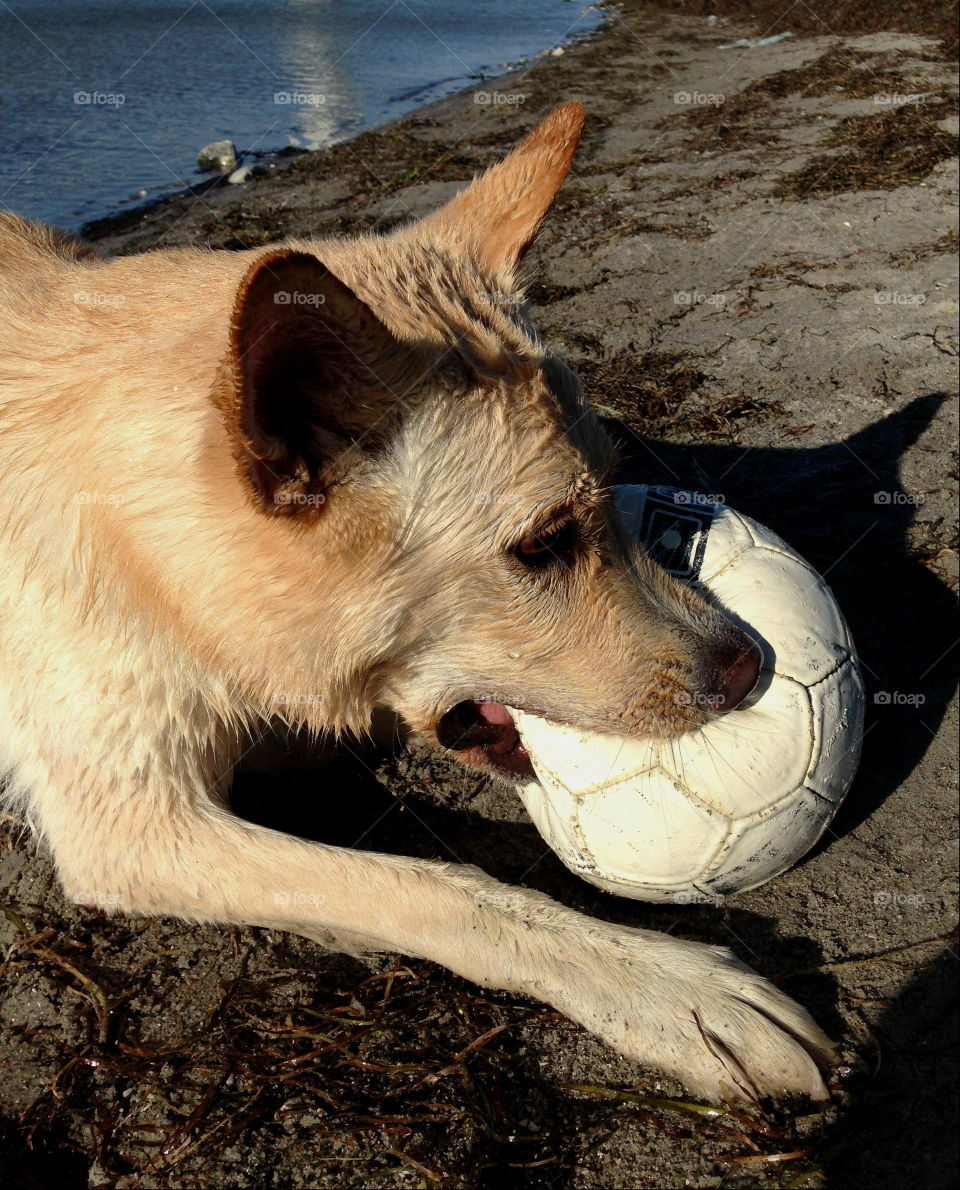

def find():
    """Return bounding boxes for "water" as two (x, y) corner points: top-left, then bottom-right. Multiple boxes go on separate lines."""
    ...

(0, 0), (600, 230)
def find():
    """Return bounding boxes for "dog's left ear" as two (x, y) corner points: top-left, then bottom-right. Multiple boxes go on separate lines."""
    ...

(417, 101), (584, 275)
(216, 249), (410, 519)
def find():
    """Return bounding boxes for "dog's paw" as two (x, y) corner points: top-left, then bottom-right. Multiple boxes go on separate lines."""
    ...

(547, 926), (834, 1102)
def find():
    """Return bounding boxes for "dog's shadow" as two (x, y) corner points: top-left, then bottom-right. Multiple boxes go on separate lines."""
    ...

(825, 947), (958, 1188)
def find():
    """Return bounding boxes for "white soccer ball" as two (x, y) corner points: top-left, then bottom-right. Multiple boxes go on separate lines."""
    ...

(510, 484), (864, 903)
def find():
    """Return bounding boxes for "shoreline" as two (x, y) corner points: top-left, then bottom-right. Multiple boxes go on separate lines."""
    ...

(78, 0), (956, 251)
(78, 7), (607, 244)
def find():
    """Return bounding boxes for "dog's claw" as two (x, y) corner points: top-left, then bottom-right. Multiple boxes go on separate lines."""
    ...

(531, 927), (834, 1103)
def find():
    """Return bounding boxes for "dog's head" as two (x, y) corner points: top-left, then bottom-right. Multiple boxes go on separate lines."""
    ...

(213, 103), (758, 778)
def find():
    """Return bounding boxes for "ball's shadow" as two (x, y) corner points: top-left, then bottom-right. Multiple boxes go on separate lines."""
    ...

(611, 392), (956, 842)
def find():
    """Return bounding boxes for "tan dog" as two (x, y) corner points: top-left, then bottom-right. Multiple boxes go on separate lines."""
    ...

(0, 104), (833, 1101)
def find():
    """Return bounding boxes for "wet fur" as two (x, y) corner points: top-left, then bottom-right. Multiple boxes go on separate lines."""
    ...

(0, 106), (834, 1101)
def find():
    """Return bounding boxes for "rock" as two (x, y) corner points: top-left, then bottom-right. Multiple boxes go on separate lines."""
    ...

(196, 140), (238, 174)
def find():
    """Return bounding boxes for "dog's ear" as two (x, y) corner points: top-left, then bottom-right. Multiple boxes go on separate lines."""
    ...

(418, 101), (584, 275)
(216, 249), (409, 519)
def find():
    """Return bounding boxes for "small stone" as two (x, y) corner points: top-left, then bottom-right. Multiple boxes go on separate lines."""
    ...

(197, 140), (238, 174)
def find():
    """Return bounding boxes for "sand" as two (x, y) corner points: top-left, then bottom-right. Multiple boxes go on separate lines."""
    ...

(2, 2), (957, 1186)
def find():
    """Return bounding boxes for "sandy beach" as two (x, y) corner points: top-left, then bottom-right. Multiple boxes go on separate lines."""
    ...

(1, 1), (957, 1186)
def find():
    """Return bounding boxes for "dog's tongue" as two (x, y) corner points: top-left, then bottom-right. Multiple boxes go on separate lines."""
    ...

(473, 700), (518, 755)
(435, 698), (529, 764)
(475, 700), (515, 727)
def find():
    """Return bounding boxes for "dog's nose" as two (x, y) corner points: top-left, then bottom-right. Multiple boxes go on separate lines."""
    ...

(708, 639), (762, 713)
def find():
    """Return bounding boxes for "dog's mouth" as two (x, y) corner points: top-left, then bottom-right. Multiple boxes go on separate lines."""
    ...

(435, 699), (535, 780)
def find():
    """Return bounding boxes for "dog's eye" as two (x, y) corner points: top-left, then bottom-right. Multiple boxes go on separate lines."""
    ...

(514, 519), (580, 569)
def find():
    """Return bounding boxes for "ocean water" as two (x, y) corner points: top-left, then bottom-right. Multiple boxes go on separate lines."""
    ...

(0, 0), (601, 229)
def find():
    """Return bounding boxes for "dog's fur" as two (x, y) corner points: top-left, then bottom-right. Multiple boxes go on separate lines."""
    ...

(0, 104), (834, 1101)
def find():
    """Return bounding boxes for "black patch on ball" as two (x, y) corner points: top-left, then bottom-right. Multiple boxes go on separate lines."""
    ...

(637, 487), (715, 580)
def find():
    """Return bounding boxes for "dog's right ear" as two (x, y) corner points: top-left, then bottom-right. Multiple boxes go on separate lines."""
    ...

(215, 249), (408, 520)
(416, 102), (584, 276)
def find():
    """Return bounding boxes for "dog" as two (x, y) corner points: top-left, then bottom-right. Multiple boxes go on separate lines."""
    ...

(0, 103), (834, 1102)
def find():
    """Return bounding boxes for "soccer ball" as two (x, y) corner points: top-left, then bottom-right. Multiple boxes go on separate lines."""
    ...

(510, 485), (864, 903)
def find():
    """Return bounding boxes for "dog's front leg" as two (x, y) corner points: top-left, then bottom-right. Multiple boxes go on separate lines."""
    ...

(44, 777), (832, 1102)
